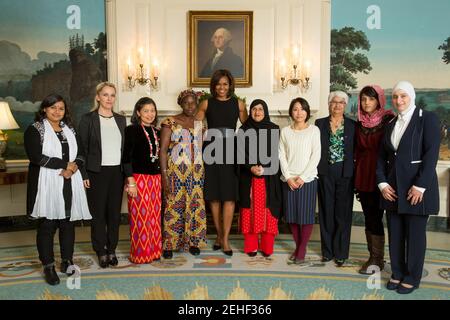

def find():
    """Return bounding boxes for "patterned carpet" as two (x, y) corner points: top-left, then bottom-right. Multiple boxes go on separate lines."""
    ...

(0, 236), (449, 300)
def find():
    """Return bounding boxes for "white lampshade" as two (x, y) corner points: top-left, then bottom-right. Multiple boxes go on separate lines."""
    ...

(0, 101), (19, 130)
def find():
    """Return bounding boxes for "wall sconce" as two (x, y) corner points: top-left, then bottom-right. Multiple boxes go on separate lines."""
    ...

(280, 63), (311, 91)
(126, 50), (160, 91)
(279, 45), (312, 91)
(0, 101), (20, 171)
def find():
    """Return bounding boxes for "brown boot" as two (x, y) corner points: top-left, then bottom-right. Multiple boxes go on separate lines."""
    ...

(359, 232), (385, 274)
(370, 234), (385, 271)
(359, 230), (374, 274)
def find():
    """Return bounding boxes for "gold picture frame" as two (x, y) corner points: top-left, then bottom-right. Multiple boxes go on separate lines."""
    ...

(188, 11), (253, 87)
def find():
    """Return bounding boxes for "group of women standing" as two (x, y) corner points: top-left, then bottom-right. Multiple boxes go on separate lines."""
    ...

(25, 70), (439, 295)
(316, 82), (440, 294)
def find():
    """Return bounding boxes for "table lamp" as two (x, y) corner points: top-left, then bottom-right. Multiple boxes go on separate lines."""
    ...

(0, 101), (20, 171)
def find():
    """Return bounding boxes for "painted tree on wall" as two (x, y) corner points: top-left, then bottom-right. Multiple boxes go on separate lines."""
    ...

(438, 37), (450, 64)
(330, 27), (372, 92)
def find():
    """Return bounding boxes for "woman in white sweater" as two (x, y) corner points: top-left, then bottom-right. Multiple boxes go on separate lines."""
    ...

(279, 97), (321, 265)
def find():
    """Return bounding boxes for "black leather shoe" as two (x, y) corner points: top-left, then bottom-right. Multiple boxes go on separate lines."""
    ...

(247, 251), (257, 257)
(321, 256), (332, 262)
(98, 255), (109, 268)
(108, 254), (119, 266)
(163, 250), (173, 259)
(262, 252), (272, 258)
(223, 250), (233, 256)
(60, 259), (75, 276)
(189, 247), (201, 256)
(386, 279), (400, 290)
(396, 283), (418, 294)
(213, 243), (222, 251)
(43, 266), (60, 285)
(335, 259), (345, 267)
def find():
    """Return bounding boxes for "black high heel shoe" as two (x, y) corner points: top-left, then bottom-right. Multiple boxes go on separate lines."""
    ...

(43, 265), (60, 285)
(189, 247), (201, 256)
(98, 255), (109, 268)
(60, 259), (75, 276)
(163, 250), (173, 259)
(213, 243), (222, 251)
(223, 250), (233, 256)
(108, 254), (119, 266)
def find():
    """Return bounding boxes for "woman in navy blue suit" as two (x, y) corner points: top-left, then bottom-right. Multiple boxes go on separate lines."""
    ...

(376, 81), (440, 294)
(315, 91), (356, 267)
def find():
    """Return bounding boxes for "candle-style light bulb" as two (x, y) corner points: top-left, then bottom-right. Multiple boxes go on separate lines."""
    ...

(292, 45), (300, 66)
(138, 47), (144, 65)
(152, 59), (159, 78)
(280, 59), (286, 78)
(305, 60), (311, 78)
(127, 57), (132, 77)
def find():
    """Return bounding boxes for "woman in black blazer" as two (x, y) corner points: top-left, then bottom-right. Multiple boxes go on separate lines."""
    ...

(78, 82), (126, 268)
(376, 81), (440, 294)
(315, 91), (355, 267)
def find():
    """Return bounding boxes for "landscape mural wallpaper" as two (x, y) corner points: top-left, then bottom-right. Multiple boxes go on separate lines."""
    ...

(0, 0), (106, 160)
(331, 0), (450, 161)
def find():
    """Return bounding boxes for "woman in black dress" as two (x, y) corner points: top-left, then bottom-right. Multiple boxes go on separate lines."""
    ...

(195, 69), (248, 256)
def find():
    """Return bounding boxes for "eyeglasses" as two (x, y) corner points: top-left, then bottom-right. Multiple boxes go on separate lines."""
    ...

(330, 101), (346, 106)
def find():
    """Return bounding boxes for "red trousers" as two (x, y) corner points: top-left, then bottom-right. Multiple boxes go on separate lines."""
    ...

(241, 177), (278, 255)
(244, 233), (276, 255)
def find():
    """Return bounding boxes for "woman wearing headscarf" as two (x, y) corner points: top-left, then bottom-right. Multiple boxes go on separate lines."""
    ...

(354, 85), (394, 274)
(377, 81), (440, 294)
(238, 99), (281, 258)
(160, 89), (207, 258)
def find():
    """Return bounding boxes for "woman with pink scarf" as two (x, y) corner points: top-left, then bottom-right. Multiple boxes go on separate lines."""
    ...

(354, 85), (394, 275)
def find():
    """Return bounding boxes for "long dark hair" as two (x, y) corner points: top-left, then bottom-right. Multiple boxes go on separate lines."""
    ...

(130, 97), (158, 126)
(289, 97), (311, 122)
(209, 69), (235, 98)
(35, 94), (73, 127)
(359, 86), (380, 106)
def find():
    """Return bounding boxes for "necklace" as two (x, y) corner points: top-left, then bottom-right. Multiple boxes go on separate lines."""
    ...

(141, 124), (159, 163)
(330, 118), (343, 131)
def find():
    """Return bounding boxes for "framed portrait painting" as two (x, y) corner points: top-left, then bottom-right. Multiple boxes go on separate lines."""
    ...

(188, 11), (253, 87)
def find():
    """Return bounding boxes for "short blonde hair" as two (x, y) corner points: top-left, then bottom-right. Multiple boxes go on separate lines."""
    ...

(211, 27), (232, 44)
(328, 91), (349, 105)
(91, 82), (116, 111)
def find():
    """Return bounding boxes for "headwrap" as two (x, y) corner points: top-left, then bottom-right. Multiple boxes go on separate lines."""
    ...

(392, 81), (416, 111)
(238, 99), (282, 219)
(240, 99), (279, 131)
(357, 85), (394, 128)
(177, 89), (199, 106)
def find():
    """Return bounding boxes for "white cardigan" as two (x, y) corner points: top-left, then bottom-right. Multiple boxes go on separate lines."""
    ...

(278, 124), (321, 183)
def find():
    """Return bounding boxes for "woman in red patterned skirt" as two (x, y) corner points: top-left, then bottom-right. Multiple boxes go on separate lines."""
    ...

(238, 99), (282, 257)
(123, 97), (162, 263)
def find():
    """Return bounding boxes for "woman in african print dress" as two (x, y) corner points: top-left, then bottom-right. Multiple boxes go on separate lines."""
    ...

(159, 89), (207, 259)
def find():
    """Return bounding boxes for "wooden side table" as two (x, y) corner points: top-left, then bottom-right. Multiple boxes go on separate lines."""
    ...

(0, 169), (28, 185)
